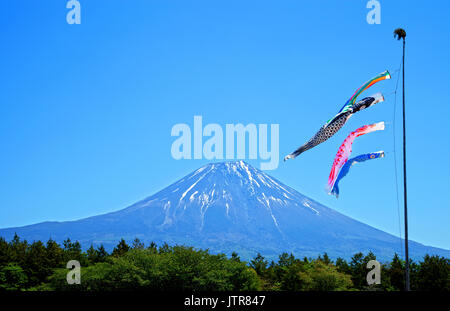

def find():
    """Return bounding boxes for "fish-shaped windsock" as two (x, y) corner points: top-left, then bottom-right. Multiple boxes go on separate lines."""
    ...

(284, 70), (390, 161)
(326, 122), (385, 194)
(330, 151), (385, 198)
(336, 70), (391, 115)
(284, 93), (385, 161)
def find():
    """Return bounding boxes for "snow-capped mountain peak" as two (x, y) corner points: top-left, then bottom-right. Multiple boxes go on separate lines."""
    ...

(1, 161), (448, 261)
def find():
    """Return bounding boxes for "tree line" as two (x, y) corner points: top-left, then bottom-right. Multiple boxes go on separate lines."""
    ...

(0, 234), (448, 291)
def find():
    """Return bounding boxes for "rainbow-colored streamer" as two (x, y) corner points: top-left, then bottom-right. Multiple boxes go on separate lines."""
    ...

(337, 70), (391, 115)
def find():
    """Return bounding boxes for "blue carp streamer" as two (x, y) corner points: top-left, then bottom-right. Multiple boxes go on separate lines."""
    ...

(330, 151), (385, 198)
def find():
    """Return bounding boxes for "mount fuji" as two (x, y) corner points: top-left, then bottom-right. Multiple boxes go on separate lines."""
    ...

(0, 161), (448, 261)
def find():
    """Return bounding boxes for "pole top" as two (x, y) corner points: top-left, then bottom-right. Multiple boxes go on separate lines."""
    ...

(394, 28), (406, 41)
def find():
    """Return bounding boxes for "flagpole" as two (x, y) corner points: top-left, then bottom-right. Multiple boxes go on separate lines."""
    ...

(394, 28), (410, 291)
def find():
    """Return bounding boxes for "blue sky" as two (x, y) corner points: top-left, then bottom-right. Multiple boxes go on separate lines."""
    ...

(1, 1), (449, 250)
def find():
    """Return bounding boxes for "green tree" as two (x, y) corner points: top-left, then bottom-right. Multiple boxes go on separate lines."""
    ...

(280, 262), (312, 291)
(132, 238), (145, 250)
(62, 238), (84, 264)
(278, 252), (296, 267)
(387, 253), (405, 290)
(46, 239), (64, 269)
(147, 241), (157, 253)
(105, 256), (148, 290)
(309, 261), (353, 291)
(317, 253), (332, 265)
(96, 245), (108, 262)
(25, 241), (50, 286)
(349, 252), (366, 289)
(0, 263), (28, 291)
(0, 237), (10, 267)
(416, 255), (450, 291)
(158, 242), (170, 254)
(9, 234), (28, 267)
(230, 252), (240, 262)
(335, 257), (351, 275)
(249, 253), (268, 276)
(86, 244), (99, 264)
(112, 239), (130, 257)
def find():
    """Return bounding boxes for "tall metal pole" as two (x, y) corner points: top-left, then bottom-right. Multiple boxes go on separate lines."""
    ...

(394, 28), (409, 291)
(402, 35), (410, 292)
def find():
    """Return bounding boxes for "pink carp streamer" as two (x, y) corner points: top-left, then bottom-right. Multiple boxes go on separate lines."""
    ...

(326, 122), (385, 193)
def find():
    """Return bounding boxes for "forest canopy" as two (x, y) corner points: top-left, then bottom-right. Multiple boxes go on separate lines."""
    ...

(0, 235), (448, 291)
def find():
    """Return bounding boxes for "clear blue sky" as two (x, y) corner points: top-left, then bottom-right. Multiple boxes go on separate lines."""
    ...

(1, 1), (449, 250)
